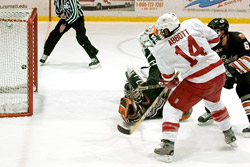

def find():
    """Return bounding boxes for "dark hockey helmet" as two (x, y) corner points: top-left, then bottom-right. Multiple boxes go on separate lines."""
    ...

(208, 18), (229, 35)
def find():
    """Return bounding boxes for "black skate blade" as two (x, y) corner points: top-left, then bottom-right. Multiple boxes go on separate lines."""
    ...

(117, 124), (131, 135)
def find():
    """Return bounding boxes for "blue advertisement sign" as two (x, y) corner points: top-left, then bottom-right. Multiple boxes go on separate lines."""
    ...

(185, 0), (227, 8)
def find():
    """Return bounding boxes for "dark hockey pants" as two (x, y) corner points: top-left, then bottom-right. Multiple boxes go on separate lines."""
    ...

(43, 16), (98, 58)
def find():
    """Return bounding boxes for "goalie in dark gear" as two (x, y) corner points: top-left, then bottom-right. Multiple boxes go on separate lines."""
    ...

(118, 68), (193, 124)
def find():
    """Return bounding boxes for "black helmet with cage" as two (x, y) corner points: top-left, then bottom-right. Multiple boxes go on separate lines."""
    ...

(208, 18), (229, 35)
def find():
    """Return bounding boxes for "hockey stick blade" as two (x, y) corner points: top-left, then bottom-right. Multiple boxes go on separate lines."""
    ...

(117, 120), (142, 135)
(117, 124), (131, 135)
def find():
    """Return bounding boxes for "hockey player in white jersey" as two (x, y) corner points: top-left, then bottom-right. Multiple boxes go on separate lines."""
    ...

(118, 26), (192, 125)
(152, 13), (236, 162)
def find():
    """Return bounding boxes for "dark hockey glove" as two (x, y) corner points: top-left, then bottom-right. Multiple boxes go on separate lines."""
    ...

(227, 65), (240, 78)
(223, 64), (239, 89)
(148, 65), (161, 82)
(224, 77), (236, 89)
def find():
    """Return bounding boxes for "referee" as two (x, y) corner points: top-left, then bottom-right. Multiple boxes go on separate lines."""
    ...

(40, 0), (101, 69)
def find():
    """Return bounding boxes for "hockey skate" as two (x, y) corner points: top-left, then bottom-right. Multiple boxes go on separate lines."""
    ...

(89, 57), (101, 69)
(197, 111), (213, 126)
(40, 54), (48, 64)
(242, 125), (250, 138)
(154, 139), (174, 163)
(223, 127), (237, 147)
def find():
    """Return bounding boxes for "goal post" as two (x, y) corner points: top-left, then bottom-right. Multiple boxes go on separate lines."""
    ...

(0, 8), (38, 117)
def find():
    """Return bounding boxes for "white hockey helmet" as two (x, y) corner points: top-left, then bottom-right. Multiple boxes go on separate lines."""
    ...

(155, 13), (180, 38)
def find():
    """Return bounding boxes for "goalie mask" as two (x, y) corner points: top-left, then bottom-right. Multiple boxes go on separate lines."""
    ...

(118, 97), (141, 124)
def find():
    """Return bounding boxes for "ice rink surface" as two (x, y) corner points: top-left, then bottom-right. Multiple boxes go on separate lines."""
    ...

(1, 21), (250, 167)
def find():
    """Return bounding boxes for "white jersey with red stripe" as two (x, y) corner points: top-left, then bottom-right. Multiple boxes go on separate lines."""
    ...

(153, 18), (225, 83)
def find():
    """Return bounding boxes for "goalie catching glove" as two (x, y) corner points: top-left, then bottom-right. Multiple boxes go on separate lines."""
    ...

(118, 97), (141, 124)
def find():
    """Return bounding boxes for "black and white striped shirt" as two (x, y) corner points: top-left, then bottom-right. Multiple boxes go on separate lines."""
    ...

(54, 0), (83, 25)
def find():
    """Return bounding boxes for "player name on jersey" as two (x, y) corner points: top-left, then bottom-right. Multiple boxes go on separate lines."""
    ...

(168, 29), (189, 46)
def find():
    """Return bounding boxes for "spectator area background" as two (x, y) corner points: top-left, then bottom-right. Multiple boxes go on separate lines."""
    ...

(0, 0), (250, 23)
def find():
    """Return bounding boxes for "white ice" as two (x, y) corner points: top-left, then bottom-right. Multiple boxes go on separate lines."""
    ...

(0, 21), (250, 167)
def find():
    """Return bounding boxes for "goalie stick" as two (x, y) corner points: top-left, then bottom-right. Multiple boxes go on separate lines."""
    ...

(137, 83), (164, 91)
(117, 72), (179, 135)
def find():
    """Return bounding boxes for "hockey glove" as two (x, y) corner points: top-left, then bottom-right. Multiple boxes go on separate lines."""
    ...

(159, 77), (179, 89)
(224, 77), (236, 89)
(223, 64), (239, 89)
(118, 97), (141, 124)
(227, 64), (240, 78)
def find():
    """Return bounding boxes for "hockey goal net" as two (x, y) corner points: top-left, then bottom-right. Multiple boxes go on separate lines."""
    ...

(0, 8), (38, 117)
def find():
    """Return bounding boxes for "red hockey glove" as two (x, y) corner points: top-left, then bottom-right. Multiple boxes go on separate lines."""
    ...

(160, 77), (179, 89)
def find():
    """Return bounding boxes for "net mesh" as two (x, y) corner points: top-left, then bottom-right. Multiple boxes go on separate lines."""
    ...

(0, 9), (33, 114)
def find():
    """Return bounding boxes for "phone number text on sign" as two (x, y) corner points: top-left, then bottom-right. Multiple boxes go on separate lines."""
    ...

(136, 1), (164, 10)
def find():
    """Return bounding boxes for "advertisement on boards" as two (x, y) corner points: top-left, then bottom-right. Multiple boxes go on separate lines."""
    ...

(79, 0), (135, 11)
(183, 0), (248, 15)
(0, 0), (249, 18)
(134, 0), (165, 11)
(79, 0), (165, 12)
(0, 4), (28, 9)
(0, 0), (48, 16)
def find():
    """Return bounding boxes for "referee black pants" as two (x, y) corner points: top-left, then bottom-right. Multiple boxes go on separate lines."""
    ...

(43, 16), (98, 59)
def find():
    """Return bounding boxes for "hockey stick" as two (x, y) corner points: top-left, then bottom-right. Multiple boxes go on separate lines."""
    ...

(136, 72), (180, 91)
(117, 87), (170, 135)
(117, 72), (179, 135)
(137, 84), (164, 91)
